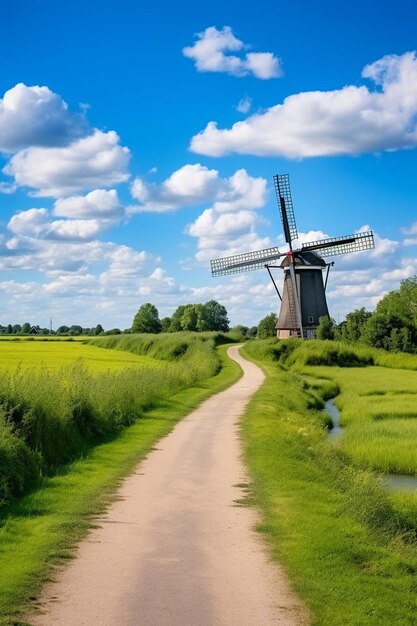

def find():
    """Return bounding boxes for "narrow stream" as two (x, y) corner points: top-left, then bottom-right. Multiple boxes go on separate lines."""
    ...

(324, 398), (417, 493)
(325, 399), (343, 439)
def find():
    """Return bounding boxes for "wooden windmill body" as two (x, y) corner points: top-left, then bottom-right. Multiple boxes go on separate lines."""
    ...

(211, 174), (375, 339)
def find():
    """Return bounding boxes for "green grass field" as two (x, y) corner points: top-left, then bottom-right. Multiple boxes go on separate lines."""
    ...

(0, 337), (163, 371)
(241, 339), (417, 626)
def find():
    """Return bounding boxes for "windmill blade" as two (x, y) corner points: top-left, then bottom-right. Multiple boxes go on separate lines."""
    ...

(273, 174), (298, 245)
(211, 246), (284, 277)
(301, 231), (374, 258)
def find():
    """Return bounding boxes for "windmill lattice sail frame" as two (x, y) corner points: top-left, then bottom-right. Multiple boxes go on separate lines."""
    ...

(210, 246), (283, 276)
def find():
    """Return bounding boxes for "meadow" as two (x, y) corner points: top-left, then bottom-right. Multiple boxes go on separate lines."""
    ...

(0, 337), (163, 372)
(241, 339), (417, 626)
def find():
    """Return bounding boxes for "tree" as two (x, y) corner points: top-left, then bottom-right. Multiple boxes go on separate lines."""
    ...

(342, 308), (372, 342)
(94, 324), (104, 335)
(131, 303), (162, 334)
(257, 313), (277, 338)
(180, 304), (201, 331)
(376, 277), (417, 329)
(160, 317), (172, 332)
(69, 325), (83, 335)
(247, 326), (258, 338)
(230, 324), (249, 340)
(316, 316), (335, 340)
(22, 322), (31, 334)
(57, 325), (69, 334)
(6, 324), (12, 334)
(169, 305), (188, 332)
(12, 324), (21, 334)
(201, 300), (229, 331)
(361, 313), (414, 351)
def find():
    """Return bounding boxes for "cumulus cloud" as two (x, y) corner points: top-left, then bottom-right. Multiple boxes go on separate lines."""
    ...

(183, 26), (281, 79)
(130, 164), (267, 213)
(184, 169), (269, 263)
(4, 130), (130, 197)
(8, 207), (111, 241)
(0, 83), (88, 153)
(190, 51), (417, 157)
(0, 237), (178, 328)
(53, 189), (123, 219)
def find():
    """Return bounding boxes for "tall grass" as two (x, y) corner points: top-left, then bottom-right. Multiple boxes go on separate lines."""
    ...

(269, 338), (417, 371)
(0, 333), (226, 508)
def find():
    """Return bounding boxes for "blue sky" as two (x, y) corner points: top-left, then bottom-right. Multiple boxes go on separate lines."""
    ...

(1, 0), (417, 328)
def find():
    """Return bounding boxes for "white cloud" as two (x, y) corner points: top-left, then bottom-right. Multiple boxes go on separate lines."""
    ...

(130, 164), (267, 213)
(190, 51), (417, 157)
(402, 221), (417, 235)
(188, 208), (258, 238)
(236, 96), (252, 114)
(7, 207), (111, 241)
(53, 189), (123, 219)
(4, 130), (130, 197)
(0, 83), (88, 153)
(0, 238), (178, 328)
(8, 208), (50, 237)
(186, 204), (270, 264)
(183, 26), (281, 79)
(404, 238), (417, 247)
(402, 221), (417, 245)
(0, 181), (17, 194)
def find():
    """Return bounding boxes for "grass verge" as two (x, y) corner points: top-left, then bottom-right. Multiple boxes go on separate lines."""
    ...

(240, 341), (417, 626)
(0, 344), (241, 625)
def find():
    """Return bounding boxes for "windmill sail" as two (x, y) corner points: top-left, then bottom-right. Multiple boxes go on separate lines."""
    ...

(211, 246), (283, 276)
(274, 174), (298, 244)
(301, 231), (374, 258)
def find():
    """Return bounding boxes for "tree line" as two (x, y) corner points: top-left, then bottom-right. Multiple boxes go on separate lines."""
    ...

(131, 300), (230, 333)
(0, 323), (108, 336)
(316, 277), (417, 352)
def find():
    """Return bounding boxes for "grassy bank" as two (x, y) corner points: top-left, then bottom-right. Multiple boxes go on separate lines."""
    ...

(0, 342), (241, 625)
(241, 339), (417, 626)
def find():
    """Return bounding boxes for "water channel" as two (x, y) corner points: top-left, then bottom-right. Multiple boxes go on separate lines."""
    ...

(324, 398), (417, 493)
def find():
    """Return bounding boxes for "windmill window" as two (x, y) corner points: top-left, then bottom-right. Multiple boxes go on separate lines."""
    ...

(308, 316), (314, 323)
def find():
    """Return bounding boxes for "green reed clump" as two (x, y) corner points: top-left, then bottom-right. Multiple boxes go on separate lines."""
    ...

(90, 331), (226, 362)
(0, 410), (41, 506)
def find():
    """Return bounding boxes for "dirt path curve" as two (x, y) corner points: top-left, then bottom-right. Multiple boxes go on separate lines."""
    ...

(27, 346), (307, 626)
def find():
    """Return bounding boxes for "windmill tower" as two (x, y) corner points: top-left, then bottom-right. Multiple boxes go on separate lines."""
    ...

(210, 174), (375, 339)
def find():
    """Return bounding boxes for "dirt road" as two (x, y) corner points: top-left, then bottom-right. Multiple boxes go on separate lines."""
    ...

(28, 346), (307, 626)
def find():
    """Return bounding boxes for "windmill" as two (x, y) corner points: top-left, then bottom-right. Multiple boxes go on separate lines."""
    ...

(210, 174), (375, 339)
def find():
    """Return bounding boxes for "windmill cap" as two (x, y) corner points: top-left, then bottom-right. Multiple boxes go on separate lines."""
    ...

(281, 250), (327, 267)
